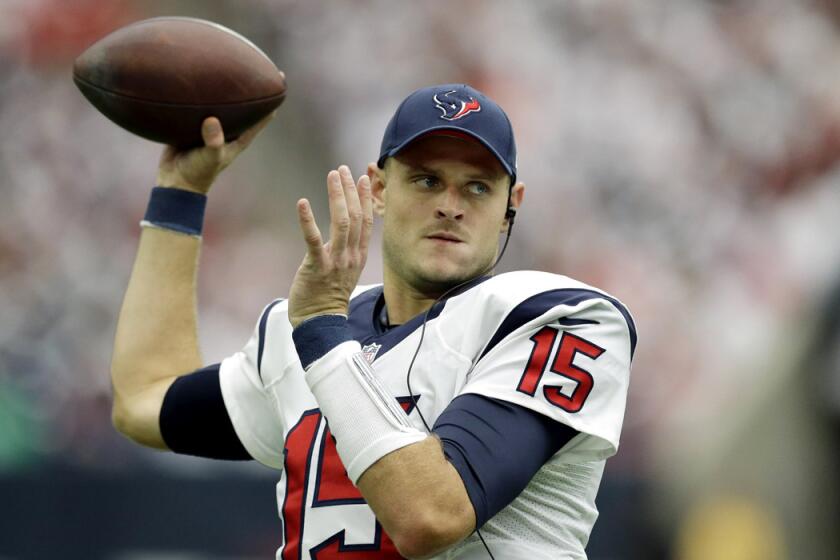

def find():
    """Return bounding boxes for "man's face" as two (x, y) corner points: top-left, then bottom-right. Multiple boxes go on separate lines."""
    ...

(370, 134), (524, 295)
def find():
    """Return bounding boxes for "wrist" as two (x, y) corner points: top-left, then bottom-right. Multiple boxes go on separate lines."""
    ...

(141, 186), (207, 237)
(292, 314), (351, 369)
(289, 307), (349, 329)
(156, 171), (209, 195)
(304, 341), (427, 483)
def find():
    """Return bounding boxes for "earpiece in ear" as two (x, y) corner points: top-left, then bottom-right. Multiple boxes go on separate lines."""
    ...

(505, 206), (517, 225)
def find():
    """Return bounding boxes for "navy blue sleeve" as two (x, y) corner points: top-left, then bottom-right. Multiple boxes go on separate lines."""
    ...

(433, 394), (578, 527)
(159, 363), (252, 460)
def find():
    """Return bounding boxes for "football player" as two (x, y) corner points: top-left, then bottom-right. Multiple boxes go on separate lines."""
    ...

(110, 84), (636, 559)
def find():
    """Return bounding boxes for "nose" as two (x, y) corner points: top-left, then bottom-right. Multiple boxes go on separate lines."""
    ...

(435, 187), (465, 221)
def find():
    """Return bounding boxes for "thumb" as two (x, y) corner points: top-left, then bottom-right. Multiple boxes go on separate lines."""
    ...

(201, 117), (225, 149)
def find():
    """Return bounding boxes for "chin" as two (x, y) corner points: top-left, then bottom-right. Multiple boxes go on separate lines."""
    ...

(415, 261), (489, 294)
(385, 240), (494, 296)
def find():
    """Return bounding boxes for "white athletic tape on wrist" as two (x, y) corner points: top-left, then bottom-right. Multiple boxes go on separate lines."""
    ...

(305, 341), (428, 483)
(349, 353), (416, 429)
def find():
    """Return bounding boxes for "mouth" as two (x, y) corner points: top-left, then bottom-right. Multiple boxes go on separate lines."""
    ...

(426, 232), (464, 244)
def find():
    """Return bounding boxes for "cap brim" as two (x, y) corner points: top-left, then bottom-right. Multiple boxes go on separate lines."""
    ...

(377, 125), (516, 182)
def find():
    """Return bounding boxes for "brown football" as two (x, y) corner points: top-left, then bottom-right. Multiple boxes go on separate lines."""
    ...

(72, 17), (286, 148)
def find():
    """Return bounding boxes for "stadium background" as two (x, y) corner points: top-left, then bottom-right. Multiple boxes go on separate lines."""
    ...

(1, 0), (839, 558)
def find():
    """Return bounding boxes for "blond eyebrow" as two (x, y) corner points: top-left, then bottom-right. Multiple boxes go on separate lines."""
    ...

(406, 163), (503, 183)
(406, 164), (439, 176)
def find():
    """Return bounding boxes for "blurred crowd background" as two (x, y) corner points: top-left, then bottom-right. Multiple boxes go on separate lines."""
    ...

(1, 0), (839, 558)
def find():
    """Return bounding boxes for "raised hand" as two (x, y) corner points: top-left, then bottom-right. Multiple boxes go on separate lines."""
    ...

(156, 112), (275, 194)
(288, 165), (373, 328)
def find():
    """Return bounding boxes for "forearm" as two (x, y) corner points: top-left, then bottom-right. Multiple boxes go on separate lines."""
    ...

(111, 225), (203, 447)
(357, 437), (475, 559)
(109, 115), (273, 448)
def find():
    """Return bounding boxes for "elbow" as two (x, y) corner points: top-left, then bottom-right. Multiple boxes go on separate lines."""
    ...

(110, 392), (148, 445)
(389, 507), (474, 559)
(110, 395), (138, 441)
(111, 394), (167, 450)
(111, 397), (129, 437)
(110, 364), (137, 437)
(108, 367), (170, 450)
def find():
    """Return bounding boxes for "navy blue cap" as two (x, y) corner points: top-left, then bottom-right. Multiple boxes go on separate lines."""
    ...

(377, 84), (517, 183)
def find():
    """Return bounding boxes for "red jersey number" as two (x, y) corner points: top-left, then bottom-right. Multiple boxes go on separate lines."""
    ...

(282, 398), (417, 559)
(516, 327), (605, 413)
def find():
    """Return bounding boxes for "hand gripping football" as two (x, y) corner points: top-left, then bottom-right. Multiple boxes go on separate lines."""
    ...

(73, 17), (287, 148)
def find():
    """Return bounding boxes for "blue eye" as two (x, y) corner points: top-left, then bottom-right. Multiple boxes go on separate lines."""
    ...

(416, 176), (439, 188)
(467, 182), (490, 195)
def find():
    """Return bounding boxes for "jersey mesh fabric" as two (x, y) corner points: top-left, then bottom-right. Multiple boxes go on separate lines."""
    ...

(442, 460), (605, 559)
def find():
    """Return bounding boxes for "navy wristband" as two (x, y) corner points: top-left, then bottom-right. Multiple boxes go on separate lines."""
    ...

(292, 314), (353, 370)
(142, 186), (207, 236)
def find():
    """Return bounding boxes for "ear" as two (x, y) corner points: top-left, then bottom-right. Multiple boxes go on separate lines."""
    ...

(501, 181), (525, 233)
(367, 162), (387, 217)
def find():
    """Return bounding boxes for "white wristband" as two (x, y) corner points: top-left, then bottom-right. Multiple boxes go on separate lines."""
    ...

(305, 341), (428, 483)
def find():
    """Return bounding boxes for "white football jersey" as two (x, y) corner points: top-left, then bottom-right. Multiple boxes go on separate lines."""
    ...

(218, 270), (636, 560)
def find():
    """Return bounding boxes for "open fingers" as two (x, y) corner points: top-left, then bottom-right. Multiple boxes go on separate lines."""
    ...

(327, 169), (350, 255)
(339, 166), (363, 251)
(296, 198), (325, 259)
(358, 174), (373, 255)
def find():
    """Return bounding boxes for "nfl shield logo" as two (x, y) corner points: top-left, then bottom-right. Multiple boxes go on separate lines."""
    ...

(362, 342), (382, 364)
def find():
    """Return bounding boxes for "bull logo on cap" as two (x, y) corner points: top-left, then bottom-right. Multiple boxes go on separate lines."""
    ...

(433, 90), (481, 121)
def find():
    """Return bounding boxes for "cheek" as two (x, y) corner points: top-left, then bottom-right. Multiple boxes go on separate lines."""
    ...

(385, 196), (425, 225)
(380, 206), (415, 252)
(475, 214), (506, 252)
(478, 228), (501, 258)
